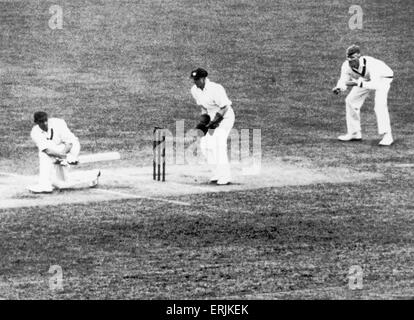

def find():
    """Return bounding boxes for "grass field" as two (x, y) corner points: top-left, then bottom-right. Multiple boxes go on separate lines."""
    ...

(0, 0), (413, 299)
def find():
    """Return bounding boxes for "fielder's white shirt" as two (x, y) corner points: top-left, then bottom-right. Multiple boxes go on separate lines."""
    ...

(336, 56), (394, 91)
(191, 78), (232, 118)
(31, 118), (78, 151)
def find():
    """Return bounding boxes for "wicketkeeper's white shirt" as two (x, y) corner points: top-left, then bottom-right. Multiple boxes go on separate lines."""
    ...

(191, 78), (232, 118)
(336, 56), (394, 91)
(31, 118), (78, 152)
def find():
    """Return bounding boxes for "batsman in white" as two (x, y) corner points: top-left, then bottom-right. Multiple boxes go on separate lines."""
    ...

(190, 68), (235, 185)
(333, 45), (394, 146)
(28, 111), (100, 193)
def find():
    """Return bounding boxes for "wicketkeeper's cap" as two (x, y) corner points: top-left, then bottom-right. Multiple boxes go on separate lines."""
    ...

(346, 44), (361, 58)
(190, 68), (208, 80)
(33, 111), (48, 123)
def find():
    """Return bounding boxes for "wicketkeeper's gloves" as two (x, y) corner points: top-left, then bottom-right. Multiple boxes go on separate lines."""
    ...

(195, 114), (211, 135)
(207, 113), (224, 130)
(332, 87), (341, 95)
(54, 158), (70, 166)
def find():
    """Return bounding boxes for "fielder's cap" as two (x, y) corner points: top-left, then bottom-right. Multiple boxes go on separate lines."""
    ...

(33, 111), (48, 123)
(346, 44), (361, 58)
(190, 68), (208, 80)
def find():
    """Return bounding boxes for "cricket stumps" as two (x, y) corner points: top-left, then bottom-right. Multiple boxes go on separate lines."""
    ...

(153, 127), (166, 181)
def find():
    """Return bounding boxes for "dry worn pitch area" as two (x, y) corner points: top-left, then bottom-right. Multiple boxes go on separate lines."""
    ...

(0, 159), (380, 209)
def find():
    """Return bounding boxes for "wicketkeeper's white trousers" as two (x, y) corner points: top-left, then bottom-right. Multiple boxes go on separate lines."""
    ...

(200, 107), (235, 180)
(37, 139), (91, 189)
(345, 79), (393, 135)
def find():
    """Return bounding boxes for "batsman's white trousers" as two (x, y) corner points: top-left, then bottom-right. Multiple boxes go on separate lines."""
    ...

(345, 78), (393, 135)
(200, 107), (235, 179)
(37, 139), (91, 189)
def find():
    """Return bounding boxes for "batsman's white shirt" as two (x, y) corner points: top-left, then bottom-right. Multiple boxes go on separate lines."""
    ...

(191, 78), (233, 118)
(31, 118), (78, 151)
(336, 56), (394, 91)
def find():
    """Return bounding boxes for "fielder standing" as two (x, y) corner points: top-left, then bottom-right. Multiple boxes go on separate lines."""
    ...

(333, 45), (394, 146)
(29, 111), (100, 193)
(190, 68), (235, 185)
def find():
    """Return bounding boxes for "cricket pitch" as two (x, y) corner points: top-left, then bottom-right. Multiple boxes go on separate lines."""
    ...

(0, 158), (381, 210)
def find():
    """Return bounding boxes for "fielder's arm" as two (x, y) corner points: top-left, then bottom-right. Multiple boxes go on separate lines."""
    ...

(208, 83), (231, 127)
(60, 120), (79, 154)
(345, 80), (358, 87)
(333, 61), (352, 94)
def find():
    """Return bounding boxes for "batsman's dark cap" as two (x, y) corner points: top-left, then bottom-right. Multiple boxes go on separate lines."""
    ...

(34, 111), (48, 123)
(190, 68), (208, 80)
(346, 44), (361, 58)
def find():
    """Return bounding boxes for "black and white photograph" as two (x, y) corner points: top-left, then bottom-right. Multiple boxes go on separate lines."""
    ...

(0, 0), (413, 305)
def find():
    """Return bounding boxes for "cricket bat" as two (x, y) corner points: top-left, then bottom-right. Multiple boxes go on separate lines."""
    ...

(78, 152), (121, 164)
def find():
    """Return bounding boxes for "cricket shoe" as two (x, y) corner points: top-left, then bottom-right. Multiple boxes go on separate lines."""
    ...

(209, 175), (220, 183)
(89, 170), (101, 188)
(338, 132), (362, 141)
(379, 133), (393, 146)
(28, 184), (54, 194)
(217, 177), (231, 185)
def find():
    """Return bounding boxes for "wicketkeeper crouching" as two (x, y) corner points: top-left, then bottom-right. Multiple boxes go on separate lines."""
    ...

(191, 68), (235, 185)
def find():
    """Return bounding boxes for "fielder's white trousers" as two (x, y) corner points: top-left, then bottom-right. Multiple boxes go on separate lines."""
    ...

(345, 79), (393, 135)
(37, 139), (91, 189)
(200, 107), (235, 180)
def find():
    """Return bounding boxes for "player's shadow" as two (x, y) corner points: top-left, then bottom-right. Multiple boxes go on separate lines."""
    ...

(326, 138), (363, 145)
(205, 181), (242, 186)
(369, 139), (399, 147)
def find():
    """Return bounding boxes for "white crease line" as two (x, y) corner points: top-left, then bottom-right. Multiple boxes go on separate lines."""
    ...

(95, 189), (191, 206)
